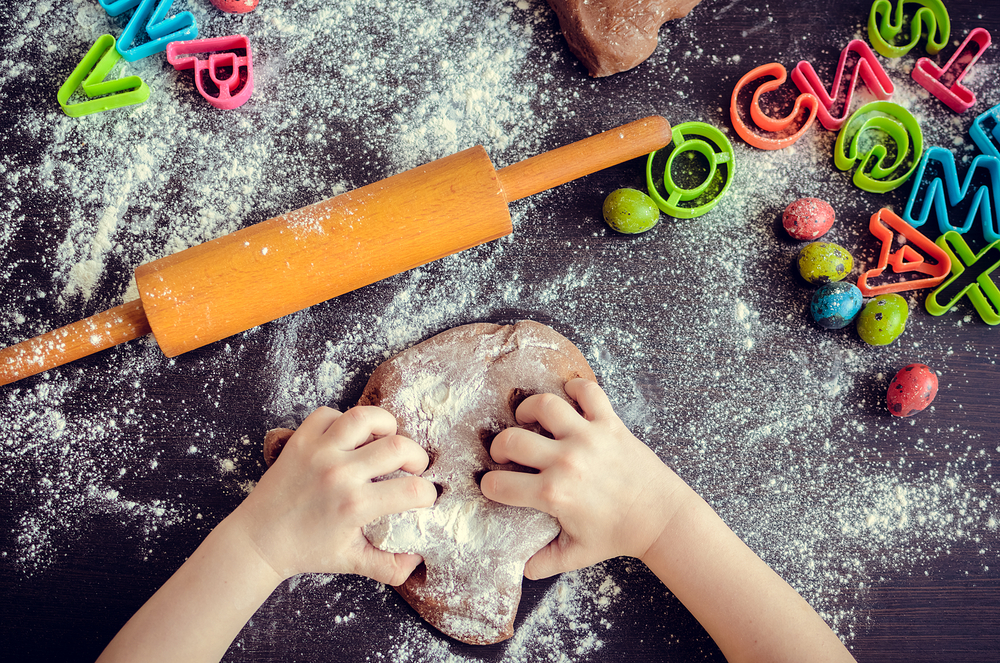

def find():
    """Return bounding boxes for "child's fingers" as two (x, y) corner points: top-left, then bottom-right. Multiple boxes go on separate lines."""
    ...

(514, 392), (585, 437)
(355, 435), (430, 477)
(563, 378), (612, 421)
(326, 406), (399, 450)
(489, 427), (560, 468)
(355, 546), (423, 587)
(523, 536), (577, 580)
(479, 469), (544, 511)
(294, 406), (343, 439)
(362, 475), (437, 522)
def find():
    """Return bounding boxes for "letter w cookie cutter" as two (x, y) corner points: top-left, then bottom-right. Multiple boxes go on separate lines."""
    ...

(858, 208), (951, 296)
(912, 28), (992, 113)
(166, 35), (254, 110)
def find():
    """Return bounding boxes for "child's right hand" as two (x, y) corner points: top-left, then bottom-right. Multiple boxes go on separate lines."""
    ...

(480, 378), (690, 580)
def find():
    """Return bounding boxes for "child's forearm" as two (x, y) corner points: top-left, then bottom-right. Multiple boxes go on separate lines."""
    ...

(97, 514), (284, 663)
(641, 485), (855, 663)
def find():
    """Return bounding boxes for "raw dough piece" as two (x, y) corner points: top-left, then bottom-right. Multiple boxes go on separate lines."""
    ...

(361, 321), (596, 644)
(547, 0), (704, 77)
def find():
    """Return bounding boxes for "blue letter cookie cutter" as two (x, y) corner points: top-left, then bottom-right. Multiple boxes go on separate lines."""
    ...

(57, 34), (150, 117)
(912, 27), (992, 114)
(645, 121), (734, 219)
(834, 101), (923, 193)
(904, 103), (1000, 243)
(99, 0), (197, 62)
(868, 0), (950, 58)
(925, 231), (1000, 325)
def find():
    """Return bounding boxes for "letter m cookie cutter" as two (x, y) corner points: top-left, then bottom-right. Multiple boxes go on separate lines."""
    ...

(166, 35), (254, 110)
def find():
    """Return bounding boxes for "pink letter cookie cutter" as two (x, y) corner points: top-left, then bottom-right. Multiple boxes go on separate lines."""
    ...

(730, 63), (819, 150)
(791, 40), (895, 131)
(912, 27), (992, 113)
(166, 35), (254, 110)
(857, 208), (951, 296)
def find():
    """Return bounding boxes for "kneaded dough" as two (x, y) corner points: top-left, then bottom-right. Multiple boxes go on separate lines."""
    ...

(547, 0), (704, 77)
(359, 320), (596, 644)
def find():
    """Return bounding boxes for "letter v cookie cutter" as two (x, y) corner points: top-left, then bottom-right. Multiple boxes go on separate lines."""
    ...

(730, 63), (819, 150)
(857, 207), (951, 296)
(166, 35), (254, 110)
(912, 28), (992, 113)
(57, 34), (150, 117)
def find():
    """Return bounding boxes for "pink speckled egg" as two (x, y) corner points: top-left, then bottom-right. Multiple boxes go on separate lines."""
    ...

(211, 0), (258, 13)
(782, 197), (835, 240)
(886, 363), (938, 417)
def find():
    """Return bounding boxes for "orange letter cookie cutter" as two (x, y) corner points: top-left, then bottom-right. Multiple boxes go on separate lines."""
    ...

(857, 208), (951, 296)
(730, 63), (819, 150)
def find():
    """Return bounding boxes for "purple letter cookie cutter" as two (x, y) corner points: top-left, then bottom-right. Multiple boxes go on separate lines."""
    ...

(166, 35), (254, 110)
(912, 27), (992, 113)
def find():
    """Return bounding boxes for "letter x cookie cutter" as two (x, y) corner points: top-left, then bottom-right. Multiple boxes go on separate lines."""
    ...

(912, 28), (992, 113)
(166, 35), (254, 110)
(925, 231), (1000, 325)
(57, 34), (150, 117)
(858, 208), (951, 296)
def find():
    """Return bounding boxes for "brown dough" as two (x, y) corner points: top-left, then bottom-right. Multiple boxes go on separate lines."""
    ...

(261, 321), (596, 644)
(547, 0), (704, 77)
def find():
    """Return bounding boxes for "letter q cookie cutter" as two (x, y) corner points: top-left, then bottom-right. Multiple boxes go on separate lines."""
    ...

(166, 35), (254, 110)
(646, 122), (734, 219)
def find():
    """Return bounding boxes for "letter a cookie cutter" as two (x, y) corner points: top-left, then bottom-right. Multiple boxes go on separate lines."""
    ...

(730, 63), (819, 150)
(912, 28), (992, 113)
(925, 231), (1000, 325)
(857, 208), (951, 296)
(646, 122), (734, 219)
(166, 35), (254, 110)
(57, 34), (150, 117)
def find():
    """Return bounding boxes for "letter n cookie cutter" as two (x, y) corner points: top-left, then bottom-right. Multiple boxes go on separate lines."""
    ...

(857, 208), (951, 296)
(834, 101), (923, 193)
(167, 35), (254, 110)
(867, 0), (950, 58)
(730, 63), (818, 150)
(925, 231), (1000, 325)
(100, 0), (198, 62)
(913, 28), (992, 113)
(646, 122), (734, 219)
(57, 34), (150, 117)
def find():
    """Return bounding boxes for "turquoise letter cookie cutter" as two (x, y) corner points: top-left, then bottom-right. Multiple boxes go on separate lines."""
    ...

(99, 0), (198, 62)
(834, 101), (923, 193)
(645, 122), (734, 219)
(925, 231), (1000, 325)
(868, 0), (950, 58)
(57, 34), (150, 117)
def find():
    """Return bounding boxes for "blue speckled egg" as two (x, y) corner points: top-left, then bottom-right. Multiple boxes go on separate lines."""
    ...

(810, 281), (863, 329)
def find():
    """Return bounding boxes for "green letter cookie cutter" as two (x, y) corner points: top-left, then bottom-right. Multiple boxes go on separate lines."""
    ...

(868, 0), (950, 58)
(925, 231), (1000, 325)
(57, 34), (150, 117)
(834, 101), (923, 193)
(646, 121), (735, 219)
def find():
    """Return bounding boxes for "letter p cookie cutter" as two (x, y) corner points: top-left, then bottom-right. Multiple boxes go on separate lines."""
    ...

(166, 35), (254, 110)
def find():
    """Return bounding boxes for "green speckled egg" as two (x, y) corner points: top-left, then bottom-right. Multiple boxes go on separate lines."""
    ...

(857, 294), (909, 346)
(797, 242), (854, 285)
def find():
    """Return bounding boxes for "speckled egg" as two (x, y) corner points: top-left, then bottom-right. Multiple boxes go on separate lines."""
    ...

(886, 364), (938, 417)
(783, 197), (835, 240)
(798, 242), (853, 285)
(857, 294), (909, 346)
(810, 281), (863, 329)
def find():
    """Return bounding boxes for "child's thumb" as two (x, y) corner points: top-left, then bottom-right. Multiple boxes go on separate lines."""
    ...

(358, 549), (423, 586)
(523, 539), (571, 580)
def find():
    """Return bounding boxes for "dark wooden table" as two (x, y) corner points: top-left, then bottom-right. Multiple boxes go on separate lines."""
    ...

(1, 1), (997, 661)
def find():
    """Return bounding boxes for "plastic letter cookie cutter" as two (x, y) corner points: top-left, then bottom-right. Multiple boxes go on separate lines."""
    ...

(834, 101), (923, 193)
(791, 40), (895, 132)
(730, 63), (818, 150)
(57, 34), (150, 117)
(167, 35), (254, 110)
(903, 147), (1000, 243)
(100, 0), (198, 62)
(912, 28), (992, 113)
(857, 208), (951, 296)
(970, 102), (1000, 159)
(646, 122), (734, 219)
(867, 0), (950, 58)
(925, 231), (1000, 325)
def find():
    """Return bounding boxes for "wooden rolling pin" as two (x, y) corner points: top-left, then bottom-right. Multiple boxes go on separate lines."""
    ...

(0, 116), (671, 386)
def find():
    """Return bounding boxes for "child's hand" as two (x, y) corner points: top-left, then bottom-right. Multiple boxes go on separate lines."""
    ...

(480, 378), (686, 580)
(231, 405), (437, 585)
